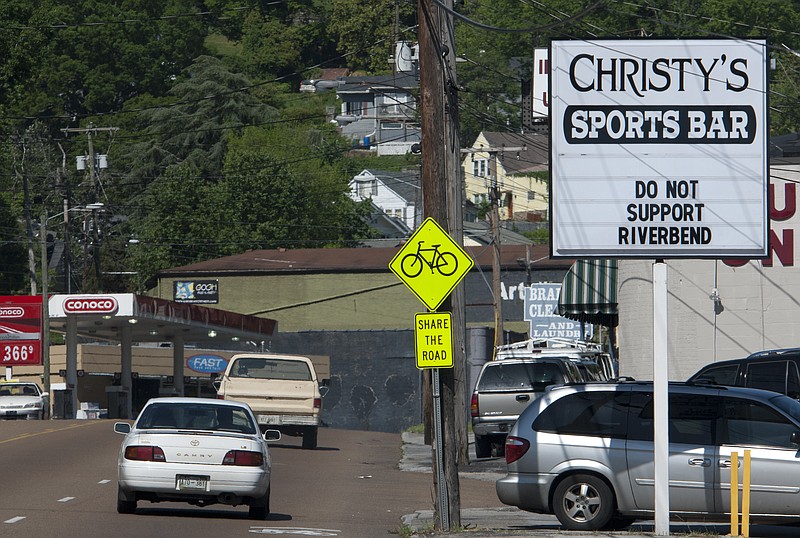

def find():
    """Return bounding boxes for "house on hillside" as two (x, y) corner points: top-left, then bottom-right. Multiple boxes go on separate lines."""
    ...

(348, 169), (420, 231)
(463, 131), (549, 222)
(334, 42), (420, 156)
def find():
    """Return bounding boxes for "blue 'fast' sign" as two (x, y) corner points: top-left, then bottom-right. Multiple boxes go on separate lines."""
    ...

(187, 354), (228, 374)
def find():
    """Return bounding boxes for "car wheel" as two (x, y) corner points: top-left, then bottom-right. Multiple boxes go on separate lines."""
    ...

(116, 487), (137, 514)
(302, 427), (318, 450)
(552, 474), (614, 531)
(248, 488), (270, 520)
(474, 434), (492, 459)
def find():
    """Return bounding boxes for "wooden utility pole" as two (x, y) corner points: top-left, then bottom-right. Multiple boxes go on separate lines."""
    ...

(461, 146), (524, 350)
(489, 153), (503, 348)
(418, 0), (461, 530)
(440, 0), (469, 468)
(61, 125), (117, 292)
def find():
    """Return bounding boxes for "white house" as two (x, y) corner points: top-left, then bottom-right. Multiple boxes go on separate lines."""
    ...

(348, 169), (421, 230)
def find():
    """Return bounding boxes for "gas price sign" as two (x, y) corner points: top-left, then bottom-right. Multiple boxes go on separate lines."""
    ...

(1, 342), (41, 365)
(0, 296), (43, 366)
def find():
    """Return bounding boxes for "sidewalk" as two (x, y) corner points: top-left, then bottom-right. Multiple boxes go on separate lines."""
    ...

(398, 432), (783, 537)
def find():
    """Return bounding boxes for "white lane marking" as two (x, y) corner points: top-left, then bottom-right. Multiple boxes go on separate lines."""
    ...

(58, 497), (75, 503)
(98, 480), (111, 484)
(4, 517), (25, 524)
(249, 528), (340, 536)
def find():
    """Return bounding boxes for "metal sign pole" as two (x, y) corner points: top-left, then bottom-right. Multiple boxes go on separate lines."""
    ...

(653, 261), (669, 536)
(432, 367), (450, 530)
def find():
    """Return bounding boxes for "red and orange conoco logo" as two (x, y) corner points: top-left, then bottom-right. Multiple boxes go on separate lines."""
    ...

(63, 297), (119, 314)
(0, 307), (25, 318)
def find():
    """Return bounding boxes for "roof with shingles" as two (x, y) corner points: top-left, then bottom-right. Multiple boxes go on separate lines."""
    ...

(362, 169), (420, 204)
(158, 244), (569, 276)
(478, 131), (549, 174)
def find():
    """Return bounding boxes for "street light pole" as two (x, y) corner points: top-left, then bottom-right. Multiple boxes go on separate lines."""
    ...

(40, 211), (51, 406)
(40, 203), (103, 417)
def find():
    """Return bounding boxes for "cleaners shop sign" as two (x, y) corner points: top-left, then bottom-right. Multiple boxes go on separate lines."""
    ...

(550, 38), (768, 258)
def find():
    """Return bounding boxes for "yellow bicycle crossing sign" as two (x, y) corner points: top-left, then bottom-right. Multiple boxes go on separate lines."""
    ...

(389, 217), (474, 311)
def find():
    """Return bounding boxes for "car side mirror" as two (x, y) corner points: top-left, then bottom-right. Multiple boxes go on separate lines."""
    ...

(319, 385), (330, 398)
(212, 379), (221, 391)
(263, 429), (281, 442)
(40, 392), (49, 398)
(114, 422), (131, 435)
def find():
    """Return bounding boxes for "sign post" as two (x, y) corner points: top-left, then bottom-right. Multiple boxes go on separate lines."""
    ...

(550, 38), (768, 536)
(389, 217), (474, 531)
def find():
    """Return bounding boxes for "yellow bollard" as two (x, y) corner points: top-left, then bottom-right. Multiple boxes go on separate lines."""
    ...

(730, 450), (738, 536)
(729, 449), (752, 538)
(742, 450), (751, 538)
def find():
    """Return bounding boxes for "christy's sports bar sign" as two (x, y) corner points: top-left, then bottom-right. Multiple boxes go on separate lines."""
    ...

(550, 38), (769, 258)
(0, 296), (42, 366)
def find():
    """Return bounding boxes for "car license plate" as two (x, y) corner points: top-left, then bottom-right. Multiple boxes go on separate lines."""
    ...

(257, 415), (280, 425)
(176, 475), (209, 491)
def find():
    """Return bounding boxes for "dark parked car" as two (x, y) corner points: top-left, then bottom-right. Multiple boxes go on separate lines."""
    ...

(688, 348), (800, 399)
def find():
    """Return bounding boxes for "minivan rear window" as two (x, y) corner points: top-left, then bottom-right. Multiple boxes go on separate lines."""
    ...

(533, 391), (629, 438)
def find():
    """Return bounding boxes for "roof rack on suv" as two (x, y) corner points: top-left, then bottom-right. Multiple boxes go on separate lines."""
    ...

(496, 337), (604, 354)
(495, 337), (617, 380)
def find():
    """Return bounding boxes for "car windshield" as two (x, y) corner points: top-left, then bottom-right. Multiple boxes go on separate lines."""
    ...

(230, 357), (312, 381)
(575, 362), (603, 381)
(137, 403), (257, 434)
(769, 393), (800, 424)
(0, 384), (39, 397)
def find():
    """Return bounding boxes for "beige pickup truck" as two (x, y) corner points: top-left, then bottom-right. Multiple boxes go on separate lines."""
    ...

(216, 353), (329, 449)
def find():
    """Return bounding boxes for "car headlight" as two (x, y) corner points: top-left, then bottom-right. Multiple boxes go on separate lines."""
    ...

(23, 401), (42, 409)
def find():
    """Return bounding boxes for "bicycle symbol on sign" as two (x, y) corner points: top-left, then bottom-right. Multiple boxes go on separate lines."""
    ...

(399, 241), (459, 278)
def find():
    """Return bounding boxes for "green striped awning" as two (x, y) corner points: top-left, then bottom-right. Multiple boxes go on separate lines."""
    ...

(557, 259), (618, 327)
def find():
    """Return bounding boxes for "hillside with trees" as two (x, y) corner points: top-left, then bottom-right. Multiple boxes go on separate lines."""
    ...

(1, 0), (798, 294)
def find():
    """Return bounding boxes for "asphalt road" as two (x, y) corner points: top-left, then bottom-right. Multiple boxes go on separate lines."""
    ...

(0, 420), (502, 537)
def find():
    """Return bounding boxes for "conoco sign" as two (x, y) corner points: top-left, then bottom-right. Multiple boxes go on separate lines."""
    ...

(0, 307), (24, 318)
(63, 296), (119, 314)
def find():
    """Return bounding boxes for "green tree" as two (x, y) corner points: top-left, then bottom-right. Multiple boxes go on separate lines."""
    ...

(330, 0), (416, 72)
(0, 0), (207, 125)
(0, 195), (26, 294)
(239, 1), (338, 81)
(115, 55), (277, 196)
(126, 165), (211, 283)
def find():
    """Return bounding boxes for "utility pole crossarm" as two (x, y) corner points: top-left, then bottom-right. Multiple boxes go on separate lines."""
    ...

(460, 146), (526, 154)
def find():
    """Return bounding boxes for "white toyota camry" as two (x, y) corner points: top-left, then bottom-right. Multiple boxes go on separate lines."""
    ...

(114, 397), (280, 519)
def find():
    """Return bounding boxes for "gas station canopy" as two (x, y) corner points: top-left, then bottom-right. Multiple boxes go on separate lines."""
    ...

(48, 293), (276, 345)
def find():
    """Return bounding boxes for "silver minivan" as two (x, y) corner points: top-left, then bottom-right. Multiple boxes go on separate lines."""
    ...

(496, 381), (800, 530)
